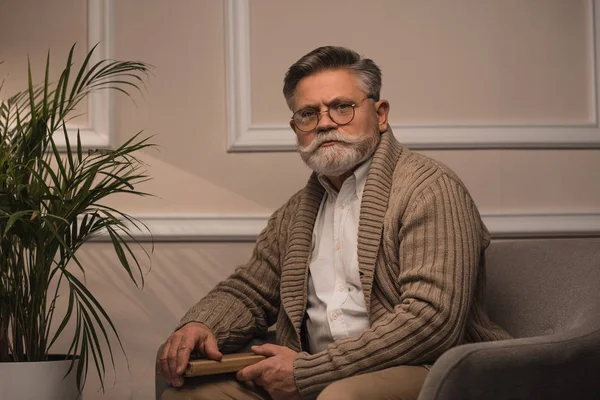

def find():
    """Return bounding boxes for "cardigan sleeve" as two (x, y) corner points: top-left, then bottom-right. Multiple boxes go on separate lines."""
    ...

(176, 205), (289, 353)
(293, 173), (485, 399)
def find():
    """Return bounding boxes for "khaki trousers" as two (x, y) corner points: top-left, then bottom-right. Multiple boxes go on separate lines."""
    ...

(161, 365), (428, 400)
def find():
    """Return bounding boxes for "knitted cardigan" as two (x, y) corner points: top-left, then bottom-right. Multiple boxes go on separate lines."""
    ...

(179, 129), (511, 399)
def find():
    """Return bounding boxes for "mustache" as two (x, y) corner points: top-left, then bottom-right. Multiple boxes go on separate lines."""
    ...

(298, 131), (363, 154)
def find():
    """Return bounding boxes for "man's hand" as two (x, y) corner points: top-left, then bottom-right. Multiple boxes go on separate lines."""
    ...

(236, 344), (301, 400)
(158, 322), (223, 387)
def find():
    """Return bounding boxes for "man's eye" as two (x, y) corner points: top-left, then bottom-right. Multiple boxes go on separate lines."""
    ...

(335, 103), (353, 113)
(299, 109), (317, 119)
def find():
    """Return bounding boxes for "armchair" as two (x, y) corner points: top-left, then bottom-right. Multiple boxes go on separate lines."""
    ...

(418, 237), (600, 400)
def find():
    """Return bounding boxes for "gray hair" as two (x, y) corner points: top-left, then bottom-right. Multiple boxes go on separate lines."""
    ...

(283, 46), (382, 110)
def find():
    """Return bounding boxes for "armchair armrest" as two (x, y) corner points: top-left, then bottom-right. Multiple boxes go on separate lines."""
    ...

(418, 323), (600, 400)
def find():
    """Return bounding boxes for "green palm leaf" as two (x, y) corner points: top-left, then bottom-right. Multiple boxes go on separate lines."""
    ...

(0, 43), (154, 392)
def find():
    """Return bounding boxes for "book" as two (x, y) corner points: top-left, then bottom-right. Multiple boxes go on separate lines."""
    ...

(184, 353), (266, 377)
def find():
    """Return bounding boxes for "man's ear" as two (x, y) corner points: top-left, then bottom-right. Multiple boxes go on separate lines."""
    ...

(375, 100), (390, 133)
(289, 119), (297, 132)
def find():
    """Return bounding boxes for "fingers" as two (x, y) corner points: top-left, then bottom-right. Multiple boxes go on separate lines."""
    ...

(251, 343), (280, 357)
(236, 359), (267, 382)
(175, 337), (195, 375)
(158, 341), (173, 383)
(166, 335), (184, 386)
(201, 332), (223, 361)
(158, 338), (186, 387)
(238, 345), (285, 382)
(158, 322), (222, 388)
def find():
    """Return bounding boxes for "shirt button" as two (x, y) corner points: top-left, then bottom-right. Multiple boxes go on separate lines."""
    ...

(330, 312), (338, 321)
(340, 203), (345, 209)
(337, 283), (346, 292)
(335, 241), (341, 250)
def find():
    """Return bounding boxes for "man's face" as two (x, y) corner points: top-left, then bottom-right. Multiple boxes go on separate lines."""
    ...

(290, 69), (389, 177)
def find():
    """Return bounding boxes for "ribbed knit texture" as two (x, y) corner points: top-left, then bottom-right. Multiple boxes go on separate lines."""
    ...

(178, 129), (511, 399)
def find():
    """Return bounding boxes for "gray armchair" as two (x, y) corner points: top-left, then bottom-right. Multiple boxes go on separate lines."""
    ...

(418, 237), (600, 400)
(156, 238), (600, 399)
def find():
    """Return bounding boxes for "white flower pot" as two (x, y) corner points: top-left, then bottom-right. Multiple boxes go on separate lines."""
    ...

(0, 357), (81, 399)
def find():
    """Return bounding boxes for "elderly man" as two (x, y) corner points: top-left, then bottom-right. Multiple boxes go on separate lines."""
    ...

(159, 46), (510, 400)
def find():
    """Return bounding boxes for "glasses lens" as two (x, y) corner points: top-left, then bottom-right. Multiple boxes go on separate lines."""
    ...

(329, 103), (355, 125)
(293, 109), (318, 131)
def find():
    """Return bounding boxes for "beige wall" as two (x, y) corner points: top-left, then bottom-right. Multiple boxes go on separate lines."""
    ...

(2, 0), (600, 398)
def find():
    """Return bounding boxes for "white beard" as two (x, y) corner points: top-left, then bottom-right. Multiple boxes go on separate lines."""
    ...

(297, 127), (380, 177)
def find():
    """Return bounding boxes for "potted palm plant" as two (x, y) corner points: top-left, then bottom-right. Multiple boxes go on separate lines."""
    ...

(0, 44), (154, 398)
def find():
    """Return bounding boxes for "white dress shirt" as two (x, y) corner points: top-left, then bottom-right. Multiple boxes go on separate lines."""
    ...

(306, 158), (372, 353)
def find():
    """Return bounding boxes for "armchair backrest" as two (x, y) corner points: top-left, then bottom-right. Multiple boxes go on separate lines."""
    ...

(483, 238), (600, 338)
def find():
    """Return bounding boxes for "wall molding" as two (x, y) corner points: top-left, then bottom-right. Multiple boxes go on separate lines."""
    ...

(91, 213), (600, 242)
(54, 0), (113, 150)
(481, 213), (600, 238)
(225, 0), (600, 151)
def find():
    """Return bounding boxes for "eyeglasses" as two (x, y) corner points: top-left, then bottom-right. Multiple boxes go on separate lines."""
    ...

(291, 97), (372, 132)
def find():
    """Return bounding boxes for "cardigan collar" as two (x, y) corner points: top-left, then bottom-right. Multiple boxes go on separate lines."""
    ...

(280, 127), (404, 344)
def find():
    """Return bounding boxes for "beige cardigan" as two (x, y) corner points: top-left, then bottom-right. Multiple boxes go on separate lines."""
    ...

(179, 129), (511, 399)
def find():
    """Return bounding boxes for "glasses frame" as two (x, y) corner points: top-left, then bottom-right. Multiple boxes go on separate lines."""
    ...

(291, 96), (373, 133)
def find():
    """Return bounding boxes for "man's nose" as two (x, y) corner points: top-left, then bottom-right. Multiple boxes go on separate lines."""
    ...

(315, 110), (337, 132)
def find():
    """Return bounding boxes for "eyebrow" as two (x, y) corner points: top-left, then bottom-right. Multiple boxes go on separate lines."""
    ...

(295, 96), (356, 111)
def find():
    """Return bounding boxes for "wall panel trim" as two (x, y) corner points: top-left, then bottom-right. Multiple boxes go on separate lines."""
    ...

(225, 0), (600, 151)
(92, 213), (600, 242)
(54, 0), (113, 150)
